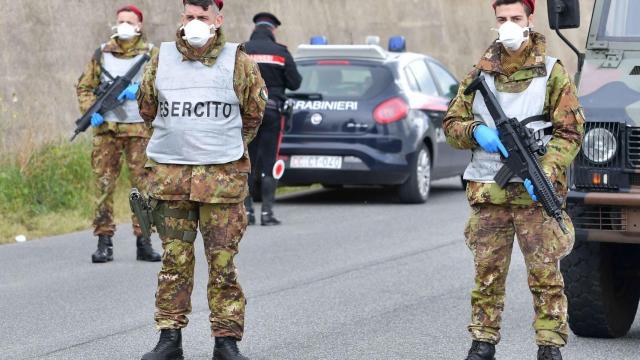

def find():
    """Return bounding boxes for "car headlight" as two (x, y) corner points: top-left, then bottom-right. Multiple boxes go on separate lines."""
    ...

(582, 128), (617, 164)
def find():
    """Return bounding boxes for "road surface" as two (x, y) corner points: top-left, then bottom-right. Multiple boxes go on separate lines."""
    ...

(1, 178), (638, 359)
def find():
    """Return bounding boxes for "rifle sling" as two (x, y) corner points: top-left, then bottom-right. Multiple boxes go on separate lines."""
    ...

(521, 114), (553, 135)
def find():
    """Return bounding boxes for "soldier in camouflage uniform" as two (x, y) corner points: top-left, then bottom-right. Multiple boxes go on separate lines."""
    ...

(137, 1), (266, 359)
(443, 1), (584, 359)
(76, 4), (161, 264)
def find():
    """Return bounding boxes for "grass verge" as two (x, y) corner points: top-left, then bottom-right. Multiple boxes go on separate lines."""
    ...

(0, 140), (313, 244)
(0, 140), (133, 244)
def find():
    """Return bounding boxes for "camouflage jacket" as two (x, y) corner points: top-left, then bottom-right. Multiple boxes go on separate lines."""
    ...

(76, 36), (157, 138)
(137, 28), (267, 204)
(443, 32), (585, 206)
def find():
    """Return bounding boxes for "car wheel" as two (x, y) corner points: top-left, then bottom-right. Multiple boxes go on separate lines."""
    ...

(561, 241), (640, 338)
(398, 144), (431, 204)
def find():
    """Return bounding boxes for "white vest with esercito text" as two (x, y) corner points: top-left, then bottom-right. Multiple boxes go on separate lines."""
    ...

(100, 44), (151, 124)
(146, 41), (243, 165)
(463, 56), (557, 183)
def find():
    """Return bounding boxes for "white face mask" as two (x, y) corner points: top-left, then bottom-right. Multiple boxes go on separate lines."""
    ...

(112, 22), (140, 40)
(182, 20), (216, 48)
(495, 21), (529, 51)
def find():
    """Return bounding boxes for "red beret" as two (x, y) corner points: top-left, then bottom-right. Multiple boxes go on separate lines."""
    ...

(493, 0), (535, 14)
(182, 0), (223, 10)
(117, 5), (143, 22)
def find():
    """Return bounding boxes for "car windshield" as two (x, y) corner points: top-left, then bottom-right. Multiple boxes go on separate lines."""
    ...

(598, 0), (640, 41)
(289, 62), (393, 100)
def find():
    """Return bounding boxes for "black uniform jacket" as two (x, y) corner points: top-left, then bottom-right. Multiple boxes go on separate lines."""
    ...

(244, 27), (302, 102)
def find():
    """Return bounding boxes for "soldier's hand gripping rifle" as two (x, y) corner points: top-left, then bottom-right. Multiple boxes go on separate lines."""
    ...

(129, 188), (154, 243)
(464, 75), (569, 234)
(70, 54), (150, 141)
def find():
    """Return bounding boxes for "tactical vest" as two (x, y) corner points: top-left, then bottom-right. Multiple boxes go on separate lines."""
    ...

(463, 56), (557, 183)
(146, 42), (243, 165)
(99, 43), (152, 124)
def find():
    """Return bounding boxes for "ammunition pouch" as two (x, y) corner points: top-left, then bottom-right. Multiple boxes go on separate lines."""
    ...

(151, 201), (199, 243)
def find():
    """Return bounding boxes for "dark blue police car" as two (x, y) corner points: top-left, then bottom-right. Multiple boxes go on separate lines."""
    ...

(279, 37), (469, 203)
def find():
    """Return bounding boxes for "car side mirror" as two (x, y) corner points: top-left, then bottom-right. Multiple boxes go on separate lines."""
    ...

(547, 0), (580, 29)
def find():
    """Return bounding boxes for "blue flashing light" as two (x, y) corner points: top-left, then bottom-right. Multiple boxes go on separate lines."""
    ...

(388, 36), (406, 52)
(310, 36), (328, 45)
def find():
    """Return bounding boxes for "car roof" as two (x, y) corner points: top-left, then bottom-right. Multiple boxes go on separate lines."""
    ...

(294, 44), (429, 66)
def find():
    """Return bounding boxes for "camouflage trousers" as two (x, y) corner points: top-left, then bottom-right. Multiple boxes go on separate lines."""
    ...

(464, 204), (575, 347)
(153, 200), (247, 340)
(92, 133), (149, 237)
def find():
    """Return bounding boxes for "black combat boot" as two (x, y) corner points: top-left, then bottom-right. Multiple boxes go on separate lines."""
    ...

(213, 337), (249, 360)
(141, 329), (184, 360)
(260, 212), (281, 226)
(91, 235), (113, 263)
(538, 345), (562, 360)
(260, 176), (281, 226)
(137, 236), (161, 262)
(465, 340), (496, 360)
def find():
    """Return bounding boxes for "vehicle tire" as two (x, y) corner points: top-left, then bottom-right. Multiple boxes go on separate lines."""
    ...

(398, 144), (431, 204)
(561, 241), (640, 338)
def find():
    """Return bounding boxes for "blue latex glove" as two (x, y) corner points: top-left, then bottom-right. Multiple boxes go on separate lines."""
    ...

(117, 82), (140, 101)
(473, 125), (509, 158)
(524, 178), (538, 202)
(90, 113), (104, 127)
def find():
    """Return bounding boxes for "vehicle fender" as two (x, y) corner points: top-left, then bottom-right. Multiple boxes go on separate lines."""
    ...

(407, 108), (437, 159)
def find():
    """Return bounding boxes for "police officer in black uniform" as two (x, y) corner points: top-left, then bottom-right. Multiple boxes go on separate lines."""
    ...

(244, 12), (302, 226)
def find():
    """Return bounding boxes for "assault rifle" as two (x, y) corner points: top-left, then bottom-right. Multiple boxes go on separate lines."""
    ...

(70, 54), (150, 141)
(464, 75), (569, 234)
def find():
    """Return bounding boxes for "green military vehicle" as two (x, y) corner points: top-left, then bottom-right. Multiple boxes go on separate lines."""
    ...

(549, 0), (640, 338)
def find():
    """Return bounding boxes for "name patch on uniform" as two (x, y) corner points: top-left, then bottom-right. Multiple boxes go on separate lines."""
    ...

(294, 101), (358, 111)
(159, 101), (234, 118)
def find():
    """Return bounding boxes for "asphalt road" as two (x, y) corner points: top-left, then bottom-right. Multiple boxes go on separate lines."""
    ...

(1, 178), (639, 360)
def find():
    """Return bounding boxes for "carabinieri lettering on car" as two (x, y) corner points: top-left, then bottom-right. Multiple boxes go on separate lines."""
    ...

(293, 101), (359, 111)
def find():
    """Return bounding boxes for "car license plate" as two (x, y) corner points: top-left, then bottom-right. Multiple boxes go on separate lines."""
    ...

(290, 156), (342, 169)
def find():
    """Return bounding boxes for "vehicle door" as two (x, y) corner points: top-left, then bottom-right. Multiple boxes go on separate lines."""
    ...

(428, 60), (472, 176)
(405, 59), (448, 174)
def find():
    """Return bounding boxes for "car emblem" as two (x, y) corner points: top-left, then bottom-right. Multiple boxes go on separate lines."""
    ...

(310, 113), (323, 125)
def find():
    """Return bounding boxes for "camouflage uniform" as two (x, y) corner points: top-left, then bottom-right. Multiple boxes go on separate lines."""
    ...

(443, 32), (585, 347)
(137, 28), (266, 339)
(76, 37), (158, 237)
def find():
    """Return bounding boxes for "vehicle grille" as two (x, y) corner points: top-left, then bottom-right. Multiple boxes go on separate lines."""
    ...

(572, 206), (627, 231)
(628, 127), (640, 168)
